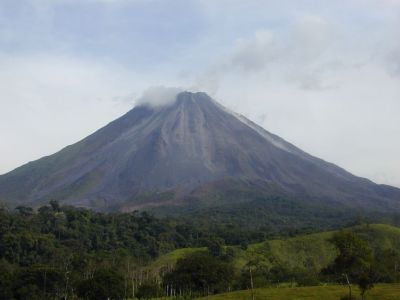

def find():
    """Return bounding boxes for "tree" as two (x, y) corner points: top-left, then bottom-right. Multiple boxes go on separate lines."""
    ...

(0, 260), (14, 299)
(13, 265), (63, 300)
(373, 248), (400, 283)
(358, 272), (375, 300)
(76, 269), (125, 300)
(136, 282), (162, 299)
(163, 251), (234, 296)
(15, 206), (34, 217)
(206, 237), (225, 257)
(327, 230), (374, 300)
(49, 200), (60, 212)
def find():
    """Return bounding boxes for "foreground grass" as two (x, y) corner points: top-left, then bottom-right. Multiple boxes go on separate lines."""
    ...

(198, 284), (400, 300)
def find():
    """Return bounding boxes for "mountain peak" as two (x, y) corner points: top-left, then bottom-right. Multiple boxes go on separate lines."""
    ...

(135, 90), (213, 110)
(174, 91), (214, 107)
(0, 91), (399, 212)
(177, 90), (211, 98)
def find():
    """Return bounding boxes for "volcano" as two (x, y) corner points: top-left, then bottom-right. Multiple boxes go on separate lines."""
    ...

(0, 91), (399, 212)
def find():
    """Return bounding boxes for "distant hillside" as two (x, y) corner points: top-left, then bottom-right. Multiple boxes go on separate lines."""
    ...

(150, 224), (400, 275)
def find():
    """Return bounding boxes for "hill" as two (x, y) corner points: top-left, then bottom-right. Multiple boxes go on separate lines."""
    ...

(150, 224), (400, 276)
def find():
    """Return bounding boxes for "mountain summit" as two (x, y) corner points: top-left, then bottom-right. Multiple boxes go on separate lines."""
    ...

(0, 91), (399, 211)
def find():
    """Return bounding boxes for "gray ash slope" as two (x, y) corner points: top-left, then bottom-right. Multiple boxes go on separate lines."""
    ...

(0, 91), (399, 212)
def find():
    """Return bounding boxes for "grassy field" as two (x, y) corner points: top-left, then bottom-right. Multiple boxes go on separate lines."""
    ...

(197, 284), (400, 300)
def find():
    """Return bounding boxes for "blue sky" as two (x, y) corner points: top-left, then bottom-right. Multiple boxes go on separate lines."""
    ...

(0, 0), (400, 187)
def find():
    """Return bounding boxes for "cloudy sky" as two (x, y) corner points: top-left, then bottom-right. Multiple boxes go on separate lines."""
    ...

(0, 0), (399, 187)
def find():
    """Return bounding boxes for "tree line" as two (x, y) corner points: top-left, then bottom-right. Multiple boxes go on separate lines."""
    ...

(1, 201), (399, 299)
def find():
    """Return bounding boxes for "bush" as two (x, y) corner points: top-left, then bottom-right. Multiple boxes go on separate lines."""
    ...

(136, 283), (163, 300)
(295, 271), (320, 286)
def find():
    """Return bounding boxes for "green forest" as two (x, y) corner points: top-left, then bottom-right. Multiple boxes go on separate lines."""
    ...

(1, 201), (400, 299)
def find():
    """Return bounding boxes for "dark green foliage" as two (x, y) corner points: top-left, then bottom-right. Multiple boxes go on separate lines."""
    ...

(324, 230), (375, 299)
(372, 248), (400, 282)
(0, 260), (15, 299)
(163, 251), (235, 296)
(206, 237), (226, 257)
(328, 230), (373, 278)
(0, 202), (191, 299)
(136, 282), (163, 299)
(13, 265), (63, 300)
(0, 203), (188, 263)
(76, 269), (124, 300)
(294, 271), (320, 287)
(168, 196), (380, 245)
(358, 272), (375, 300)
(236, 262), (320, 289)
(236, 263), (271, 289)
(240, 240), (248, 250)
(15, 206), (34, 216)
(1, 201), (399, 299)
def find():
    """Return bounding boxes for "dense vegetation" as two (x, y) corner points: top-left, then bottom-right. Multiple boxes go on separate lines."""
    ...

(0, 201), (197, 299)
(1, 201), (399, 299)
(149, 225), (400, 299)
(157, 194), (399, 246)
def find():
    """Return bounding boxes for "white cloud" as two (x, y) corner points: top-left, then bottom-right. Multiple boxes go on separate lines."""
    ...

(135, 86), (183, 108)
(230, 15), (334, 73)
(193, 15), (340, 93)
(290, 15), (334, 60)
(230, 29), (276, 72)
(385, 46), (400, 76)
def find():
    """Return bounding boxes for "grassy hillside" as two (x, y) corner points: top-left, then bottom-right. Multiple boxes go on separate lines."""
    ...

(198, 284), (400, 300)
(150, 247), (203, 270)
(151, 224), (400, 274)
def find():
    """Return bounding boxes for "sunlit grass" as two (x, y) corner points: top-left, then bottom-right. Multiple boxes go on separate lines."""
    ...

(198, 284), (400, 300)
